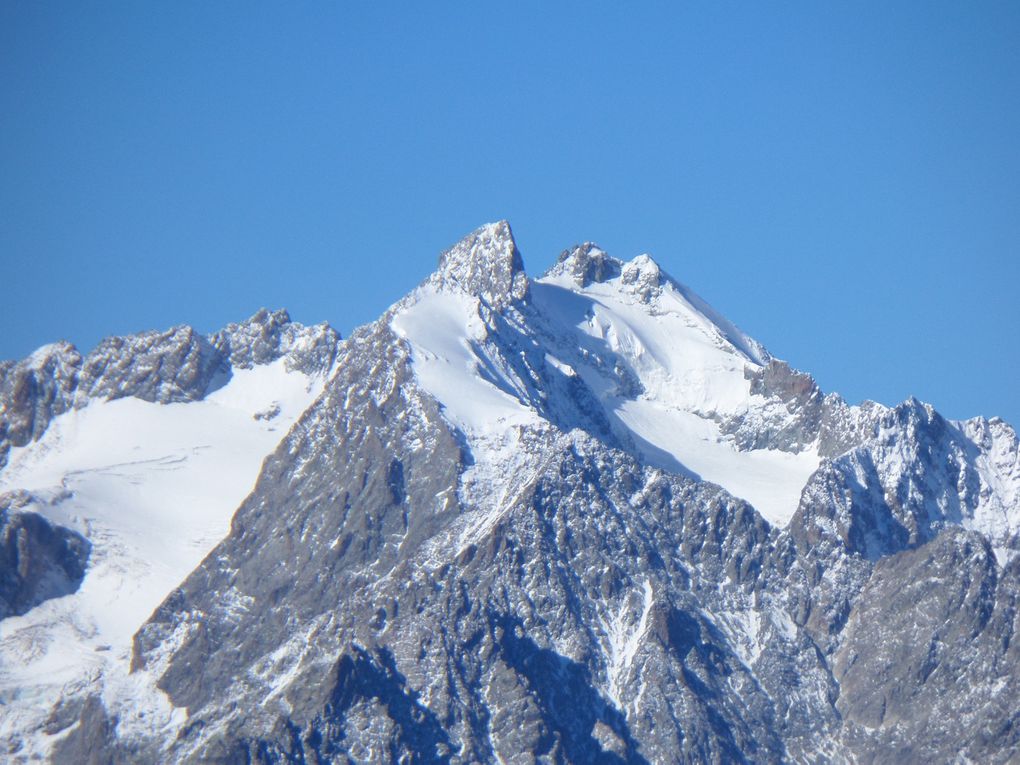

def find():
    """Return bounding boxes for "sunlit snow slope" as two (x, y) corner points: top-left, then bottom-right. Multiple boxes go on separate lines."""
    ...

(535, 255), (820, 525)
(0, 359), (326, 754)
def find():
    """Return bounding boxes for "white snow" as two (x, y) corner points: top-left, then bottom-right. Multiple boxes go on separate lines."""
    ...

(993, 547), (1015, 568)
(534, 272), (754, 414)
(24, 342), (75, 371)
(0, 359), (327, 757)
(716, 608), (763, 668)
(956, 417), (1020, 548)
(534, 260), (820, 525)
(599, 579), (654, 708)
(411, 424), (551, 571)
(612, 402), (818, 526)
(768, 606), (798, 642)
(390, 289), (540, 434)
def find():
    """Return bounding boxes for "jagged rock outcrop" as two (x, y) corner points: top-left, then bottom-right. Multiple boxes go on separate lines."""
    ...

(211, 308), (341, 375)
(833, 528), (1020, 763)
(791, 398), (1020, 562)
(0, 342), (83, 463)
(549, 243), (622, 288)
(0, 492), (90, 619)
(719, 359), (887, 457)
(427, 220), (529, 309)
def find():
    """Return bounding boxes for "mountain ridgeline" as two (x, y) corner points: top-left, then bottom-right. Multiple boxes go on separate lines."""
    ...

(2, 222), (1019, 764)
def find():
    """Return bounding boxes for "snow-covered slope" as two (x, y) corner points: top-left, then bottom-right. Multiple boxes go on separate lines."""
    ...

(535, 248), (821, 525)
(0, 314), (337, 759)
(100, 222), (1019, 765)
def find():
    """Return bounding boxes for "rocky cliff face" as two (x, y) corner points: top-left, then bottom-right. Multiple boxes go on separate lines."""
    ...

(3, 223), (1019, 763)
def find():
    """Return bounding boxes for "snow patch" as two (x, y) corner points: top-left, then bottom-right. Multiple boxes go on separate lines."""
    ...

(390, 252), (822, 527)
(533, 270), (820, 525)
(613, 402), (818, 526)
(716, 609), (763, 668)
(599, 579), (654, 708)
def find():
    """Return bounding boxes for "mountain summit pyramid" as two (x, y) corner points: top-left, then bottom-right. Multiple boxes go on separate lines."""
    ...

(430, 220), (530, 307)
(1, 222), (1019, 763)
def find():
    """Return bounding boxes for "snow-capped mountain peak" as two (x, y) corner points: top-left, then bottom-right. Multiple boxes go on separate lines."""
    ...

(4, 223), (1020, 764)
(392, 224), (820, 525)
(427, 220), (529, 309)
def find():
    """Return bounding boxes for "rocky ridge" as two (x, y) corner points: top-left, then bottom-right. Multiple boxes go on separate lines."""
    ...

(0, 491), (90, 620)
(0, 308), (340, 471)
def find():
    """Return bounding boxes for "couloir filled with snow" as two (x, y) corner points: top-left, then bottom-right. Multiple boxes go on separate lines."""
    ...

(0, 359), (327, 753)
(392, 240), (821, 527)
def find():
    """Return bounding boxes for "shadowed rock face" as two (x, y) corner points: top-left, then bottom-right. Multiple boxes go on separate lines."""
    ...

(134, 409), (794, 763)
(0, 496), (90, 619)
(13, 224), (1020, 763)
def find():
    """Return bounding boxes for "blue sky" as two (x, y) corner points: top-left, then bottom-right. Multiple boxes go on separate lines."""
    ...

(2, 2), (1018, 425)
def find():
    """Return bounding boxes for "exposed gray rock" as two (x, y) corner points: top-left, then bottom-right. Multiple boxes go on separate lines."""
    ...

(210, 307), (341, 375)
(118, 228), (831, 762)
(620, 255), (664, 304)
(78, 325), (223, 404)
(427, 220), (529, 309)
(49, 695), (128, 765)
(0, 493), (90, 619)
(719, 358), (886, 457)
(832, 528), (1020, 763)
(791, 398), (1018, 562)
(0, 342), (83, 467)
(547, 243), (622, 288)
(134, 408), (803, 762)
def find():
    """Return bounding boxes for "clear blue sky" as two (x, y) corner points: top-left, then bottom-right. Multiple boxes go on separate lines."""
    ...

(2, 2), (1018, 425)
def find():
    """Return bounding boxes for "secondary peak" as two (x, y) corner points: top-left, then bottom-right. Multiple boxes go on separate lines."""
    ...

(546, 242), (622, 287)
(620, 254), (664, 302)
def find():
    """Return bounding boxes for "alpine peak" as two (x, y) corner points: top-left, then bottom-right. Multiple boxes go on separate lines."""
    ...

(4, 222), (1020, 764)
(546, 242), (621, 287)
(429, 220), (529, 308)
(620, 253), (665, 302)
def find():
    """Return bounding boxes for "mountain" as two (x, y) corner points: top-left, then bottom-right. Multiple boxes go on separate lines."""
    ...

(1, 222), (1018, 763)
